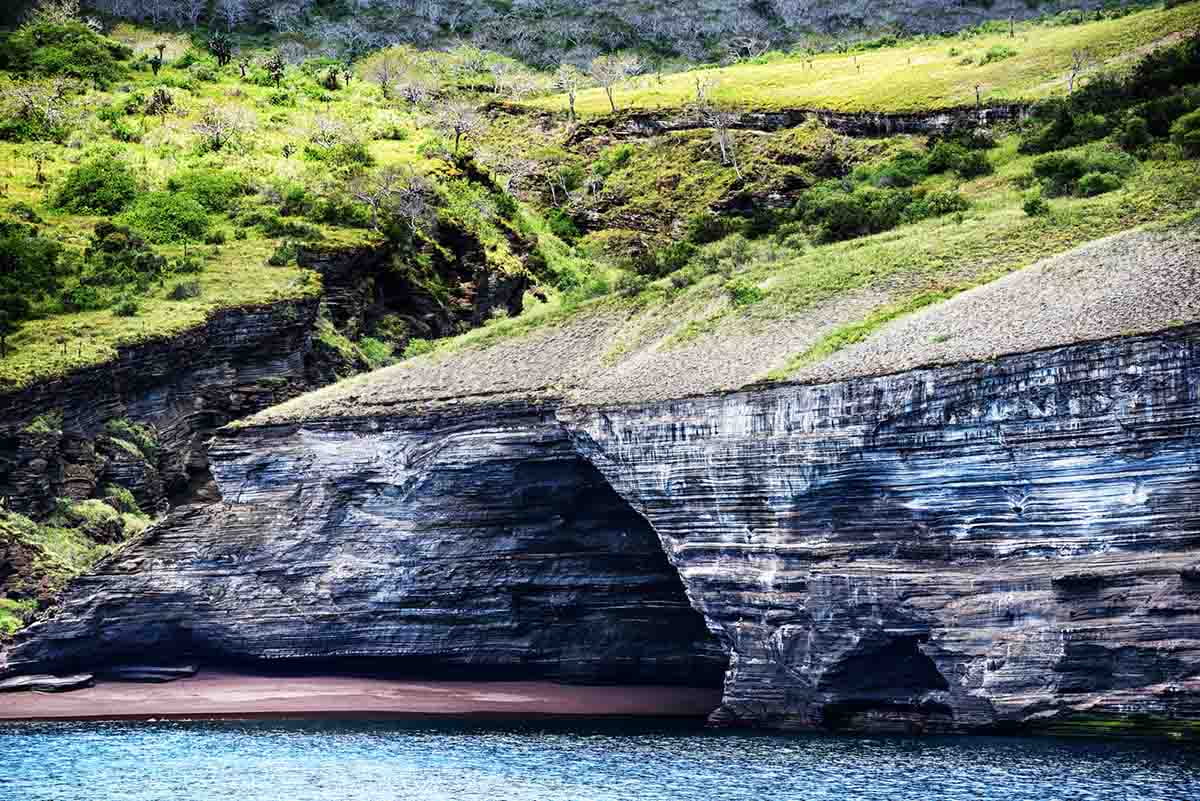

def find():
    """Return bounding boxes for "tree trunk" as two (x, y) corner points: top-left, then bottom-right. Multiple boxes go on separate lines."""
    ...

(606, 88), (616, 113)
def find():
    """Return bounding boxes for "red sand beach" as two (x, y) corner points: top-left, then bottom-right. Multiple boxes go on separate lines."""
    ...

(0, 672), (722, 722)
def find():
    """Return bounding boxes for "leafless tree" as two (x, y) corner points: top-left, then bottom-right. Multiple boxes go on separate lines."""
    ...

(708, 109), (743, 178)
(351, 165), (436, 234)
(193, 103), (254, 152)
(366, 51), (404, 99)
(2, 80), (74, 138)
(724, 35), (770, 63)
(25, 0), (80, 24)
(182, 0), (207, 29)
(475, 147), (540, 194)
(1068, 49), (1093, 94)
(431, 100), (486, 153)
(589, 54), (641, 114)
(553, 64), (586, 121)
(214, 0), (249, 32)
(309, 115), (349, 149)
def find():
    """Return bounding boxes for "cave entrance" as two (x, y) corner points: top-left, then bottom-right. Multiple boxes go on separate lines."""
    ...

(818, 634), (951, 731)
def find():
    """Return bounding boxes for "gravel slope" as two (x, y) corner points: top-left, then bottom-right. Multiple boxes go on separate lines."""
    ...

(252, 222), (1200, 424)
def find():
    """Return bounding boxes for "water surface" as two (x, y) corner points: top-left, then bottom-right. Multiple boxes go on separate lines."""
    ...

(2, 719), (1197, 801)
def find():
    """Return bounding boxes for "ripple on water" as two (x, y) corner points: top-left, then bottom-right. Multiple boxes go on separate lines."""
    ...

(1, 720), (1197, 801)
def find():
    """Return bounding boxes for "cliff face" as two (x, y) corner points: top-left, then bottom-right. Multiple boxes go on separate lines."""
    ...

(7, 324), (1199, 732)
(2, 404), (725, 684)
(566, 326), (1200, 732)
(0, 298), (322, 519)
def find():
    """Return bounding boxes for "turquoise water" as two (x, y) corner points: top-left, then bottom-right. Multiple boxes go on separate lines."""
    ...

(2, 719), (1198, 801)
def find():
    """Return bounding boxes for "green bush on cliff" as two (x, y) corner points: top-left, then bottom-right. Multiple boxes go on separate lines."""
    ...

(53, 156), (139, 215)
(117, 192), (211, 244)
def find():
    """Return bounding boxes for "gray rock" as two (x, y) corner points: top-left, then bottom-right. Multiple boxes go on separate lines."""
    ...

(567, 326), (1200, 732)
(0, 673), (93, 693)
(99, 665), (198, 683)
(1, 405), (724, 686)
(5, 324), (1200, 733)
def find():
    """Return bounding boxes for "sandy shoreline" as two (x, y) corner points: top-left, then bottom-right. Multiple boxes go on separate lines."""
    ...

(0, 672), (722, 722)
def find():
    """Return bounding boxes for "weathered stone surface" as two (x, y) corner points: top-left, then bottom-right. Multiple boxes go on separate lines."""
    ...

(557, 104), (1028, 144)
(566, 325), (1200, 732)
(0, 673), (93, 693)
(98, 664), (197, 683)
(1, 405), (724, 685)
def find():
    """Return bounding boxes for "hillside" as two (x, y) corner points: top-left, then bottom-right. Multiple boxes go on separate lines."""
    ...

(1, 0), (1199, 642)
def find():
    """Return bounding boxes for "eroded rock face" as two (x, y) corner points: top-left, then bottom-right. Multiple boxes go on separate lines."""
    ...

(2, 404), (725, 685)
(6, 326), (1199, 732)
(565, 326), (1200, 731)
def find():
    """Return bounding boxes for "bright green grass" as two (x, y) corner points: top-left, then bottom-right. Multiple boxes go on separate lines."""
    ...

(0, 27), (444, 390)
(0, 597), (36, 637)
(530, 5), (1200, 115)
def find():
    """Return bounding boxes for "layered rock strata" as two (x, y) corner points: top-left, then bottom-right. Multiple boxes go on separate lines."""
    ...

(6, 324), (1199, 733)
(1, 404), (725, 685)
(567, 325), (1200, 731)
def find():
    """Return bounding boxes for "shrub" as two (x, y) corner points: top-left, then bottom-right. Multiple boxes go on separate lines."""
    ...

(267, 240), (298, 266)
(167, 280), (201, 300)
(1171, 109), (1200, 157)
(79, 222), (167, 294)
(358, 337), (395, 369)
(165, 169), (250, 213)
(1117, 115), (1152, 152)
(104, 418), (158, 460)
(956, 150), (993, 178)
(980, 45), (1017, 65)
(1076, 171), (1123, 196)
(654, 240), (698, 277)
(0, 21), (130, 88)
(1023, 193), (1050, 216)
(724, 277), (762, 306)
(112, 296), (139, 316)
(53, 157), (138, 214)
(545, 208), (580, 241)
(1031, 148), (1137, 196)
(118, 192), (210, 244)
(906, 190), (969, 221)
(924, 141), (968, 174)
(402, 338), (435, 359)
(614, 272), (649, 297)
(103, 485), (141, 515)
(797, 183), (911, 243)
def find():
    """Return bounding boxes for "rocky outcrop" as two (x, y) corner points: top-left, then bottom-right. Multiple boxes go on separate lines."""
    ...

(560, 104), (1028, 144)
(1, 404), (725, 685)
(566, 325), (1200, 732)
(0, 298), (322, 520)
(6, 323), (1199, 733)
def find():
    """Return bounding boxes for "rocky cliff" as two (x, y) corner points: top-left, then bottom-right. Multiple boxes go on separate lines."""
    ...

(2, 403), (725, 684)
(6, 322), (1199, 732)
(3, 224), (1198, 733)
(567, 326), (1200, 732)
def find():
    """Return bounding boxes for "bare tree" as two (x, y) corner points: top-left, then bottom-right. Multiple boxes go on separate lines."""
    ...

(475, 147), (539, 194)
(366, 51), (404, 99)
(431, 100), (486, 153)
(309, 115), (348, 148)
(351, 165), (436, 234)
(25, 0), (80, 24)
(553, 64), (586, 122)
(182, 0), (207, 29)
(589, 54), (641, 113)
(1068, 49), (1093, 94)
(214, 0), (248, 32)
(193, 103), (254, 152)
(708, 109), (743, 178)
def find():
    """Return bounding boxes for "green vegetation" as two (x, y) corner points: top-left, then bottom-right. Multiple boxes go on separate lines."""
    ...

(531, 5), (1200, 114)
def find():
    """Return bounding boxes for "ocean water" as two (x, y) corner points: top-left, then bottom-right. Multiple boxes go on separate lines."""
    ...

(1, 719), (1197, 801)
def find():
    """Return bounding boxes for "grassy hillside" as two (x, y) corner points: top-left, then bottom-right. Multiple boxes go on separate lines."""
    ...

(0, 20), (553, 390)
(530, 4), (1200, 114)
